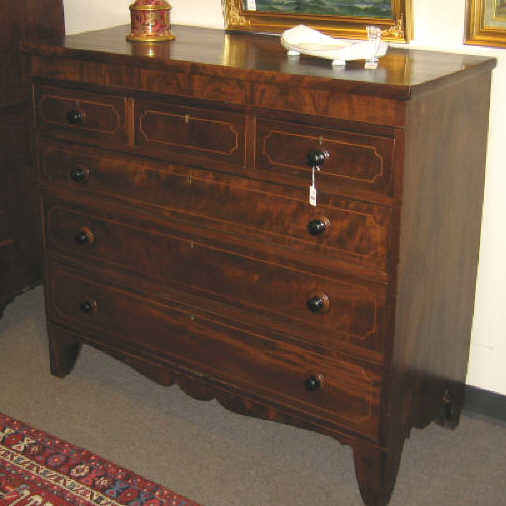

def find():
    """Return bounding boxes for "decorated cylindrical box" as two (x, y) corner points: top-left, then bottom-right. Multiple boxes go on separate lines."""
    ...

(127, 0), (175, 42)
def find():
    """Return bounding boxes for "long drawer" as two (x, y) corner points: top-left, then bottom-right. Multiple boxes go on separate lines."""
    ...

(46, 260), (382, 441)
(40, 141), (393, 281)
(44, 199), (388, 359)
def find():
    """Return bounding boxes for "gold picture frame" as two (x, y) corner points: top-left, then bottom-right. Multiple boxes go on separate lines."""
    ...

(466, 0), (506, 47)
(222, 0), (412, 43)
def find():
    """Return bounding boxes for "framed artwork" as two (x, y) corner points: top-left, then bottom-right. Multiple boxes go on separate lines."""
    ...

(466, 0), (506, 47)
(222, 0), (412, 43)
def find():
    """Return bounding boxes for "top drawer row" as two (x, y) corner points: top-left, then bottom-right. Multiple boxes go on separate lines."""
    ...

(36, 85), (398, 201)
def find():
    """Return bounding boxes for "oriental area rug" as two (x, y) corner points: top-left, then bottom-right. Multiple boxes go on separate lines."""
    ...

(0, 413), (200, 505)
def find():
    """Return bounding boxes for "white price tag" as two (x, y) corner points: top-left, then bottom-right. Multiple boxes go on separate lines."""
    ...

(309, 184), (317, 207)
(364, 61), (378, 70)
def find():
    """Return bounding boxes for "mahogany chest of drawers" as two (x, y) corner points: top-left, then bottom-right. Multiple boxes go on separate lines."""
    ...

(23, 25), (495, 506)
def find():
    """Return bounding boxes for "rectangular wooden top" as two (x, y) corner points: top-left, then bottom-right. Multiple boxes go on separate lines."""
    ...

(22, 25), (496, 101)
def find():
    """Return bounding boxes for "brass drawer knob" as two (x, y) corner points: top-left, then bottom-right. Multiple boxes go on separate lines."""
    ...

(74, 227), (95, 246)
(307, 292), (330, 313)
(70, 166), (91, 184)
(305, 374), (325, 391)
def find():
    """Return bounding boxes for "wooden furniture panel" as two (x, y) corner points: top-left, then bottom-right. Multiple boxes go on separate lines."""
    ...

(0, 0), (64, 317)
(47, 260), (382, 441)
(391, 69), (495, 432)
(134, 99), (246, 170)
(0, 103), (41, 315)
(0, 211), (9, 240)
(40, 141), (393, 279)
(44, 200), (388, 358)
(24, 25), (496, 506)
(0, 244), (15, 306)
(36, 85), (129, 148)
(0, 176), (9, 241)
(0, 0), (64, 107)
(256, 118), (396, 199)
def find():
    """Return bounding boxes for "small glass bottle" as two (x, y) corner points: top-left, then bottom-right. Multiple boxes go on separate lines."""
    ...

(365, 25), (382, 69)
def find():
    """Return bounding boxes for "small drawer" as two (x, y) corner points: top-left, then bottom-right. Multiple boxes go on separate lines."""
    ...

(44, 201), (388, 357)
(36, 86), (128, 148)
(39, 142), (392, 279)
(47, 261), (382, 440)
(256, 119), (396, 201)
(134, 99), (246, 171)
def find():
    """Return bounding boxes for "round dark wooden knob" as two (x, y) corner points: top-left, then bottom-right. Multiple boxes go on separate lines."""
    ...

(307, 150), (330, 167)
(305, 374), (324, 391)
(70, 166), (90, 184)
(307, 293), (330, 313)
(80, 299), (97, 314)
(74, 227), (95, 246)
(67, 109), (84, 125)
(308, 217), (330, 236)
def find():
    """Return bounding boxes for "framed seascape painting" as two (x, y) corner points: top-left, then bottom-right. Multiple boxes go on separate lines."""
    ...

(222, 0), (413, 42)
(466, 0), (506, 47)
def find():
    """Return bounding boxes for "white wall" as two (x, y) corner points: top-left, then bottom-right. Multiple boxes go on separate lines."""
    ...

(63, 0), (506, 395)
(64, 0), (224, 34)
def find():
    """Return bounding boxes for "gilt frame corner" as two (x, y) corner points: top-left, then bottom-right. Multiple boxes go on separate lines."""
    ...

(466, 0), (506, 48)
(222, 0), (413, 43)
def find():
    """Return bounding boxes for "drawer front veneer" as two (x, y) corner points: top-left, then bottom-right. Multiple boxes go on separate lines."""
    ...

(46, 260), (382, 440)
(134, 99), (246, 170)
(37, 86), (128, 148)
(44, 202), (388, 356)
(40, 142), (393, 279)
(256, 119), (396, 200)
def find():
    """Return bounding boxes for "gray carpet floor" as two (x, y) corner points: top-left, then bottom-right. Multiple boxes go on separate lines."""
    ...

(1, 287), (505, 506)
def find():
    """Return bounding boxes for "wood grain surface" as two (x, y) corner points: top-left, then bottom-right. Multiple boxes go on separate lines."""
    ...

(0, 0), (64, 316)
(24, 24), (496, 506)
